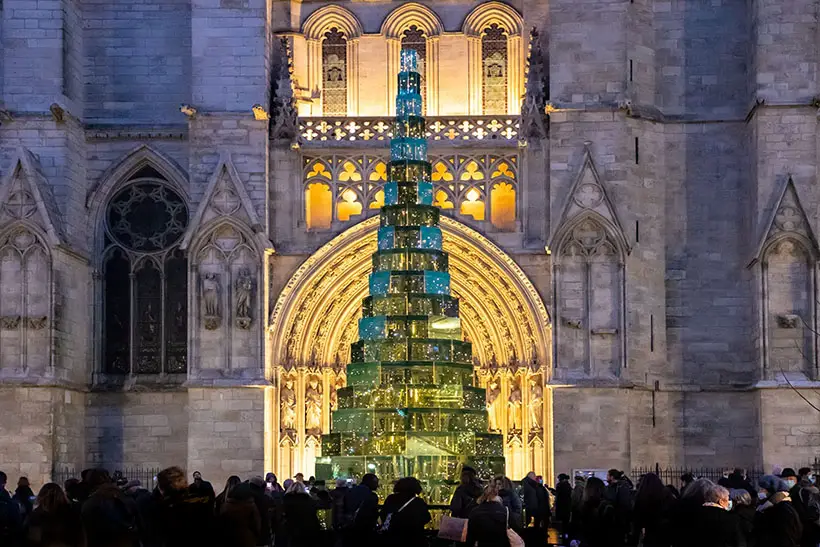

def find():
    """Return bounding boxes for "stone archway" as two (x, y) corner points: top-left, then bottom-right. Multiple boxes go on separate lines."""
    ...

(268, 216), (552, 479)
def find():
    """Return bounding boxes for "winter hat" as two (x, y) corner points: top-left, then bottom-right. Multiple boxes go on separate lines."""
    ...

(758, 474), (790, 494)
(780, 468), (798, 479)
(249, 476), (265, 488)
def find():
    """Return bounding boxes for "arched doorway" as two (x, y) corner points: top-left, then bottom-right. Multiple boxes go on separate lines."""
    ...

(268, 216), (552, 480)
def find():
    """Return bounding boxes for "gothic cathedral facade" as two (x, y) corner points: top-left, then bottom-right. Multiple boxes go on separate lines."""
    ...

(0, 0), (818, 485)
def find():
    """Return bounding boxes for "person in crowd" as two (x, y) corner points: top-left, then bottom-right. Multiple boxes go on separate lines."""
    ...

(14, 478), (35, 521)
(282, 479), (294, 492)
(152, 466), (214, 547)
(672, 478), (715, 547)
(568, 475), (587, 541)
(554, 473), (573, 537)
(797, 468), (814, 488)
(22, 483), (84, 547)
(605, 470), (632, 545)
(755, 474), (802, 547)
(785, 475), (820, 547)
(63, 479), (81, 505)
(122, 480), (158, 547)
(80, 468), (140, 547)
(0, 470), (23, 547)
(686, 483), (745, 547)
(216, 476), (242, 516)
(723, 469), (756, 499)
(330, 478), (350, 533)
(294, 474), (305, 485)
(522, 471), (550, 530)
(248, 476), (274, 547)
(680, 473), (695, 497)
(450, 466), (482, 519)
(190, 471), (216, 507)
(573, 476), (618, 547)
(281, 481), (320, 547)
(495, 476), (522, 533)
(265, 474), (284, 495)
(341, 474), (379, 547)
(465, 482), (510, 547)
(379, 477), (430, 547)
(215, 481), (261, 547)
(633, 472), (675, 547)
(730, 489), (755, 546)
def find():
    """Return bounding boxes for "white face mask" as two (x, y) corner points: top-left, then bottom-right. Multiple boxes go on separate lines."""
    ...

(785, 479), (796, 489)
(727, 500), (733, 511)
(758, 491), (768, 501)
(811, 476), (816, 485)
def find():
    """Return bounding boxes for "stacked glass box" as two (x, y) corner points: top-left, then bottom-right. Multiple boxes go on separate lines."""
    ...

(317, 49), (505, 503)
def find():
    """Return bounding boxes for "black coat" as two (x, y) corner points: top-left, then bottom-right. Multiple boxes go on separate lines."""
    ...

(555, 480), (573, 524)
(216, 495), (261, 547)
(379, 493), (431, 547)
(733, 504), (756, 546)
(281, 492), (320, 547)
(81, 484), (140, 547)
(344, 484), (379, 531)
(755, 500), (803, 547)
(684, 505), (745, 547)
(499, 489), (523, 532)
(576, 499), (619, 547)
(521, 477), (550, 524)
(450, 482), (482, 519)
(0, 489), (23, 547)
(634, 490), (676, 547)
(23, 505), (85, 547)
(465, 501), (510, 547)
(151, 488), (215, 547)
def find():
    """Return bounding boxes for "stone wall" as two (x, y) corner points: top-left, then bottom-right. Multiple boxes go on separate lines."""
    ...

(86, 392), (189, 469)
(760, 389), (820, 471)
(187, 387), (267, 486)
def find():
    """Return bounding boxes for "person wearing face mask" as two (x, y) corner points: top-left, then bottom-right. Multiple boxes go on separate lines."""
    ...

(786, 468), (820, 547)
(755, 475), (802, 547)
(687, 483), (745, 547)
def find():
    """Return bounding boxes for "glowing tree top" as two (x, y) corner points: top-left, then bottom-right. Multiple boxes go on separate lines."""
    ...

(318, 49), (504, 502)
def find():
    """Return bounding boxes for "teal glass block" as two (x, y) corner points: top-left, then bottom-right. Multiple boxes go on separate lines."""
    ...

(418, 182), (433, 205)
(424, 271), (451, 295)
(359, 316), (386, 340)
(400, 48), (418, 71)
(384, 182), (398, 205)
(369, 271), (390, 296)
(378, 226), (395, 250)
(419, 226), (442, 250)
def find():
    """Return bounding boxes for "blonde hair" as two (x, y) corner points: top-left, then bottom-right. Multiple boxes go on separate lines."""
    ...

(157, 466), (188, 493)
(478, 482), (501, 504)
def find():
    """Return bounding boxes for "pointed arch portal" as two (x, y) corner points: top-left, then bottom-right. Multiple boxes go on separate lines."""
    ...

(268, 216), (553, 480)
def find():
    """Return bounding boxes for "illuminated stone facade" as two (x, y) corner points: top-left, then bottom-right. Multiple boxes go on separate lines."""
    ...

(1, 0), (820, 487)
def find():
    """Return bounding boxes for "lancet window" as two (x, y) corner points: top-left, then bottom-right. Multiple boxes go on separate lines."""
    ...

(322, 27), (348, 116)
(102, 171), (189, 374)
(482, 24), (508, 114)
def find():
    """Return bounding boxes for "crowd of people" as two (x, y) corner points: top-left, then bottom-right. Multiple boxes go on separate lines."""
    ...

(550, 467), (820, 547)
(0, 463), (818, 547)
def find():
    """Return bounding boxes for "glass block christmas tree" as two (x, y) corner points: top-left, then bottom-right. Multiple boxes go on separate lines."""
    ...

(317, 49), (505, 502)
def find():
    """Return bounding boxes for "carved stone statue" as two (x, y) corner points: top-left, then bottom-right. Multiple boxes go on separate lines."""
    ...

(202, 272), (220, 330)
(280, 377), (296, 431)
(486, 380), (502, 432)
(330, 377), (344, 411)
(235, 269), (253, 329)
(305, 376), (323, 433)
(529, 378), (543, 431)
(508, 382), (523, 431)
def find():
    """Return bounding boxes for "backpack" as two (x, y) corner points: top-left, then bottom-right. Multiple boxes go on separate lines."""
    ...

(379, 496), (415, 533)
(800, 487), (820, 526)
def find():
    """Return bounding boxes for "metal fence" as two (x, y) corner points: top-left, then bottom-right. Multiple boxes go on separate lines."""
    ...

(631, 460), (820, 490)
(52, 466), (161, 489)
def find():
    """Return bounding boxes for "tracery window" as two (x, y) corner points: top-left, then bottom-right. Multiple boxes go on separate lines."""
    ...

(401, 26), (427, 115)
(322, 27), (347, 116)
(482, 24), (508, 114)
(102, 176), (189, 374)
(302, 154), (518, 231)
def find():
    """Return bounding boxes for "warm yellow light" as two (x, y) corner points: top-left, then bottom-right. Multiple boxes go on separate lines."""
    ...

(337, 188), (363, 221)
(305, 182), (332, 230)
(490, 182), (516, 231)
(466, 188), (480, 202)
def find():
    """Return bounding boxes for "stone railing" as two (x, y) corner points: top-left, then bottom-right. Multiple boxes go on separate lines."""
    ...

(299, 115), (520, 144)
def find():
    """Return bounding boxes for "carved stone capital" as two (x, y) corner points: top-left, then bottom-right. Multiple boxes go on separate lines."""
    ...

(0, 316), (21, 329)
